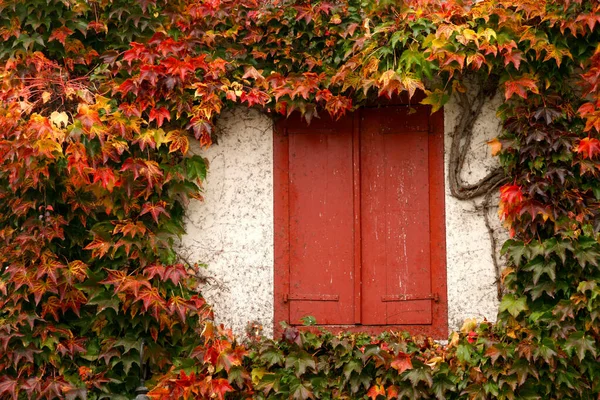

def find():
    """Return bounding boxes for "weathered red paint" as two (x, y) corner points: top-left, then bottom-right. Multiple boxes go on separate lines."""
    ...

(273, 104), (447, 338)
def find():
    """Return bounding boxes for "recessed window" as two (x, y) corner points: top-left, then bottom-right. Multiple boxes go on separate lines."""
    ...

(274, 104), (447, 338)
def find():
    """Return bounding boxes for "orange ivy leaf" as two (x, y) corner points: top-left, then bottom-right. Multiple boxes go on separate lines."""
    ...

(64, 261), (88, 285)
(166, 130), (190, 154)
(240, 89), (271, 106)
(576, 13), (600, 33)
(377, 70), (403, 98)
(83, 236), (112, 259)
(503, 50), (523, 70)
(504, 77), (539, 100)
(242, 66), (264, 81)
(113, 220), (147, 238)
(487, 137), (502, 156)
(137, 286), (166, 317)
(401, 74), (425, 99)
(211, 379), (234, 400)
(390, 352), (413, 373)
(583, 112), (600, 133)
(48, 26), (74, 45)
(367, 384), (386, 400)
(387, 385), (399, 399)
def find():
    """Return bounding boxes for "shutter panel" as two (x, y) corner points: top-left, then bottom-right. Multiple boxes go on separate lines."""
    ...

(360, 107), (434, 325)
(286, 116), (355, 325)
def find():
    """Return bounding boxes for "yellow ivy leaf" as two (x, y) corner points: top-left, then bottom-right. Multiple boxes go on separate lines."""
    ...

(50, 111), (69, 128)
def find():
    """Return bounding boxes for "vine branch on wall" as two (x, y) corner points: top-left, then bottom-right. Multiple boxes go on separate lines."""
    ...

(448, 76), (508, 301)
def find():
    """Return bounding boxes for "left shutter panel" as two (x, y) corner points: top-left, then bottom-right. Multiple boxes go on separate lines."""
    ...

(285, 115), (355, 326)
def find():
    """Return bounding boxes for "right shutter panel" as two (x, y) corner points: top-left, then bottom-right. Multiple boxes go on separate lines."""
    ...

(360, 107), (434, 325)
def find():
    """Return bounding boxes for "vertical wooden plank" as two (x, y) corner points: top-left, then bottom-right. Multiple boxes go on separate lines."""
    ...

(273, 120), (290, 338)
(353, 112), (362, 324)
(361, 106), (433, 326)
(428, 109), (448, 337)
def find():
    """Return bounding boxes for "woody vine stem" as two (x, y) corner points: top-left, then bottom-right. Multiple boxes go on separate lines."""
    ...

(448, 75), (508, 301)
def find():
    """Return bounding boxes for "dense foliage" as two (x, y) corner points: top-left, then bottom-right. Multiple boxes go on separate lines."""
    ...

(1, 0), (600, 398)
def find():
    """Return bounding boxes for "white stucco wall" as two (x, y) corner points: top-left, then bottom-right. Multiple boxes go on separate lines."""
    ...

(180, 109), (275, 337)
(180, 99), (506, 338)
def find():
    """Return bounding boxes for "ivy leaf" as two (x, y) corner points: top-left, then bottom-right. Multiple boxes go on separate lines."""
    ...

(148, 107), (171, 128)
(432, 375), (456, 400)
(185, 156), (207, 181)
(0, 377), (18, 399)
(421, 89), (449, 113)
(573, 243), (600, 269)
(523, 258), (556, 284)
(285, 351), (316, 377)
(140, 201), (170, 224)
(404, 364), (433, 387)
(390, 352), (413, 373)
(574, 137), (600, 159)
(499, 294), (528, 317)
(366, 384), (385, 400)
(564, 332), (596, 361)
(260, 347), (284, 367)
(289, 378), (314, 400)
(504, 76), (539, 100)
(544, 238), (573, 264)
(166, 129), (190, 154)
(501, 240), (528, 266)
(456, 344), (472, 363)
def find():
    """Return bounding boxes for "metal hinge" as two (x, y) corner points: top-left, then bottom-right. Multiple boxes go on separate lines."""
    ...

(381, 293), (440, 303)
(283, 294), (339, 303)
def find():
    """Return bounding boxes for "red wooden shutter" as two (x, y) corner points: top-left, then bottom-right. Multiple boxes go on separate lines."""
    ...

(360, 107), (434, 325)
(283, 115), (356, 325)
(273, 104), (447, 336)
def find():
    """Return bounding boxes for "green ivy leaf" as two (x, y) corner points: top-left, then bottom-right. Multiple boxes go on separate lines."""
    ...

(405, 364), (433, 387)
(285, 351), (317, 377)
(185, 155), (207, 181)
(565, 332), (596, 362)
(499, 294), (529, 317)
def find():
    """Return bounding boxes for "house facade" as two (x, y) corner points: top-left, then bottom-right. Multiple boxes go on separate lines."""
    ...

(180, 93), (505, 339)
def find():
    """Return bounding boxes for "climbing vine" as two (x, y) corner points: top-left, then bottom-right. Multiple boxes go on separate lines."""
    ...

(1, 0), (600, 398)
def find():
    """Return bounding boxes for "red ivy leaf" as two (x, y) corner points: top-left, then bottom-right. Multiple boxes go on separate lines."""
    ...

(240, 89), (271, 107)
(140, 201), (170, 223)
(167, 296), (189, 321)
(500, 184), (524, 205)
(149, 107), (171, 128)
(92, 167), (120, 192)
(0, 376), (18, 400)
(575, 137), (600, 159)
(211, 378), (234, 400)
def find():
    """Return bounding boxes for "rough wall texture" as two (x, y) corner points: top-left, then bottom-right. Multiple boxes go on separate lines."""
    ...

(179, 108), (275, 338)
(180, 100), (505, 338)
